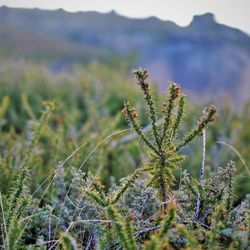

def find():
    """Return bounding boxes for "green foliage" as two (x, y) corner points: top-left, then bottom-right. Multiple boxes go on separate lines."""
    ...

(107, 204), (137, 250)
(0, 102), (55, 249)
(0, 65), (249, 249)
(60, 232), (79, 250)
(159, 204), (176, 238)
(123, 69), (217, 202)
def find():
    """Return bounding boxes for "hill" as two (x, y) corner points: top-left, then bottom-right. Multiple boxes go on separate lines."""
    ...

(0, 6), (250, 105)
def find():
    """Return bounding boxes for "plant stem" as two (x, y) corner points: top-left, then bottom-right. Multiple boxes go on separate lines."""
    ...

(194, 107), (207, 221)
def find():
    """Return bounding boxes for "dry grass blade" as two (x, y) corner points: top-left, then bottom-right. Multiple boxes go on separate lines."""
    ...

(216, 140), (250, 177)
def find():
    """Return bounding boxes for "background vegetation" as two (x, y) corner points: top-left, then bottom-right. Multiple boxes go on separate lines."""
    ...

(0, 61), (249, 249)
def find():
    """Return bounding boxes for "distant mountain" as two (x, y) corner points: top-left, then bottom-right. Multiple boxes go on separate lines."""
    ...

(0, 6), (250, 106)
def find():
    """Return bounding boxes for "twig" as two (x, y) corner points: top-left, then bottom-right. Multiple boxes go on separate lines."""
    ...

(105, 225), (161, 250)
(85, 235), (93, 250)
(92, 233), (99, 250)
(200, 126), (206, 183)
(134, 225), (161, 237)
(194, 194), (201, 221)
(195, 220), (211, 230)
(48, 206), (54, 248)
(194, 107), (207, 221)
(200, 208), (212, 223)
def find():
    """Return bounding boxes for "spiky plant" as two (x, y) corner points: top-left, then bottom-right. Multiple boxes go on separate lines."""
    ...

(1, 101), (55, 249)
(60, 233), (78, 250)
(85, 68), (218, 248)
(85, 175), (138, 250)
(122, 68), (217, 203)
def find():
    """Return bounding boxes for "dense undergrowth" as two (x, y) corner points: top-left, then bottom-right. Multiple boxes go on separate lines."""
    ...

(0, 63), (249, 249)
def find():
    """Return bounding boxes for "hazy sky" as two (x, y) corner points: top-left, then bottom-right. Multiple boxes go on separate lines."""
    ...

(1, 0), (249, 34)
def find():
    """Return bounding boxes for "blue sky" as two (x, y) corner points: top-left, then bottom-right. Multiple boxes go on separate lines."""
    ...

(0, 0), (249, 34)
